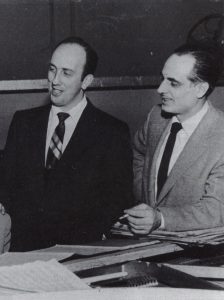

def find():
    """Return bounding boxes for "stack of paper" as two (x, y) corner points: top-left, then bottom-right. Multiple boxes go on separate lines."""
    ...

(111, 222), (224, 246)
(0, 259), (89, 294)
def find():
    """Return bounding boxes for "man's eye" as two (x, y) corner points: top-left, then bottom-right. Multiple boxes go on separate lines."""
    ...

(170, 81), (179, 87)
(63, 70), (72, 76)
(48, 66), (56, 72)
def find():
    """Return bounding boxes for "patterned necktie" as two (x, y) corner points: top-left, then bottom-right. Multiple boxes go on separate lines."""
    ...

(157, 122), (182, 197)
(46, 112), (70, 170)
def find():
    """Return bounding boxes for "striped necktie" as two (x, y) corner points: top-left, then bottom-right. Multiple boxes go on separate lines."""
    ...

(46, 112), (70, 170)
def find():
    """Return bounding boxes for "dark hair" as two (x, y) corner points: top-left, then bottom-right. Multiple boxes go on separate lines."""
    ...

(173, 41), (224, 97)
(54, 36), (98, 80)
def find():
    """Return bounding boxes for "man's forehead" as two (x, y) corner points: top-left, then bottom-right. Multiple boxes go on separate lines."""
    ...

(162, 53), (195, 80)
(50, 43), (86, 68)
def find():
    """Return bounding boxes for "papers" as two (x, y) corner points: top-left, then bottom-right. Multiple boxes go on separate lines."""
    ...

(163, 264), (224, 279)
(0, 259), (89, 294)
(0, 240), (160, 269)
(40, 242), (160, 254)
(0, 252), (72, 267)
(111, 222), (224, 246)
(149, 227), (224, 245)
(37, 244), (125, 255)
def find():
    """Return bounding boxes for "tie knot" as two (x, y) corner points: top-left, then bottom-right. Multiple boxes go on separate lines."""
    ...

(57, 112), (70, 123)
(170, 122), (182, 134)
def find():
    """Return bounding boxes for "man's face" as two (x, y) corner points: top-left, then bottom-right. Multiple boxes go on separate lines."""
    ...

(48, 43), (86, 110)
(157, 54), (204, 122)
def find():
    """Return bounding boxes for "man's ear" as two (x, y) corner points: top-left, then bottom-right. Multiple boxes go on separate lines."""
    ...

(196, 81), (209, 98)
(81, 74), (94, 90)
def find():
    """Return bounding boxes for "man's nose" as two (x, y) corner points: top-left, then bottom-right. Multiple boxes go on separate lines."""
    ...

(52, 71), (61, 84)
(157, 80), (166, 94)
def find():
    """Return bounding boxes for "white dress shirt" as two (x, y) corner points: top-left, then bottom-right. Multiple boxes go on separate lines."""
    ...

(155, 101), (209, 228)
(45, 97), (87, 163)
(155, 101), (209, 197)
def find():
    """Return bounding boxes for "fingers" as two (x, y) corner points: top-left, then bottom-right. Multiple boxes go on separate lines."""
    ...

(128, 220), (153, 235)
(123, 204), (157, 235)
(127, 215), (153, 226)
(124, 204), (153, 218)
(0, 203), (5, 215)
(130, 228), (150, 235)
(124, 203), (149, 214)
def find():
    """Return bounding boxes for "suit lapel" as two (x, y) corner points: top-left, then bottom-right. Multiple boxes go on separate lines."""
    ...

(148, 118), (171, 205)
(157, 103), (217, 205)
(32, 105), (51, 167)
(59, 101), (100, 163)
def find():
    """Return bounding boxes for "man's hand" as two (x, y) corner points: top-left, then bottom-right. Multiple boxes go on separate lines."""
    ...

(124, 203), (161, 235)
(0, 203), (5, 215)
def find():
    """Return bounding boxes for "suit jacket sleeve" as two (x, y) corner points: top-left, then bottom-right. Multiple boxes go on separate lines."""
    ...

(159, 153), (224, 231)
(133, 110), (152, 203)
(0, 112), (19, 211)
(96, 123), (134, 235)
(75, 121), (135, 240)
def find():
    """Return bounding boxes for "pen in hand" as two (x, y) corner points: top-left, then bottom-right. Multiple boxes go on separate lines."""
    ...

(119, 213), (129, 220)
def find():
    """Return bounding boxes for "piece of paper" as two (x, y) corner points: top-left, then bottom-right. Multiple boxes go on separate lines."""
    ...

(0, 252), (73, 267)
(36, 241), (160, 256)
(0, 259), (89, 294)
(37, 244), (122, 255)
(111, 222), (224, 245)
(0, 240), (160, 268)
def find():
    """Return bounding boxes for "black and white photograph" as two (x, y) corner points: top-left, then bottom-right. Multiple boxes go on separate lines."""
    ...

(0, 0), (223, 299)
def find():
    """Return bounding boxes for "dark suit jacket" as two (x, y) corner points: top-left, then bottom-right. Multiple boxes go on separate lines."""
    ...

(0, 100), (133, 251)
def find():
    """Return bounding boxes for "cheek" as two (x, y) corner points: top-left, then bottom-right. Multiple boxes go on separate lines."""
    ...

(173, 90), (190, 103)
(68, 78), (82, 90)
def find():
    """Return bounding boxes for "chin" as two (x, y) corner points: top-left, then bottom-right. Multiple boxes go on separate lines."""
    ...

(161, 103), (174, 112)
(51, 97), (63, 107)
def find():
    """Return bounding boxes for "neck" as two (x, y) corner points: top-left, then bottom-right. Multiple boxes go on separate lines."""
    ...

(59, 90), (85, 112)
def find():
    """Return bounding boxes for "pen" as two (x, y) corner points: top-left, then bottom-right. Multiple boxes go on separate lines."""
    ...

(119, 213), (129, 220)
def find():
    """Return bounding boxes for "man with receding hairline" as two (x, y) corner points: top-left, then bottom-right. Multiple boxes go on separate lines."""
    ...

(0, 36), (133, 251)
(124, 42), (224, 235)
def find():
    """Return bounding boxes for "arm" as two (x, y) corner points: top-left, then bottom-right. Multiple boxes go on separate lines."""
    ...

(126, 154), (224, 233)
(0, 113), (19, 212)
(100, 124), (134, 235)
(77, 122), (134, 240)
(133, 113), (150, 203)
(160, 156), (224, 231)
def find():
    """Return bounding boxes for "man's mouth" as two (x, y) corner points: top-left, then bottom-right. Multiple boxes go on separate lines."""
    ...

(161, 97), (172, 104)
(51, 88), (63, 96)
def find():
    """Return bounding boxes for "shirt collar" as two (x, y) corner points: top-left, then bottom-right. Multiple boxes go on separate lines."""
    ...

(51, 96), (87, 121)
(172, 101), (209, 137)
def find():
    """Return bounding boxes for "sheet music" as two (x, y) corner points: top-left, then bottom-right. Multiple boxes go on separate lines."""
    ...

(111, 222), (224, 245)
(39, 242), (160, 255)
(0, 252), (73, 267)
(0, 259), (89, 294)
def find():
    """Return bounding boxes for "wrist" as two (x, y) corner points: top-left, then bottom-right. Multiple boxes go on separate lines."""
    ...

(152, 208), (162, 231)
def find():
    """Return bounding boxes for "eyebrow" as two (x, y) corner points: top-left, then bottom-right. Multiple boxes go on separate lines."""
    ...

(48, 63), (74, 72)
(167, 77), (181, 85)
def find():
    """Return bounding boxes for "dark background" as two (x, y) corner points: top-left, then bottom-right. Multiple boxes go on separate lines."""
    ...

(0, 0), (222, 80)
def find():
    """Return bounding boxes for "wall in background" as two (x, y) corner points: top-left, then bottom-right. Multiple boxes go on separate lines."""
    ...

(0, 0), (222, 82)
(0, 86), (224, 149)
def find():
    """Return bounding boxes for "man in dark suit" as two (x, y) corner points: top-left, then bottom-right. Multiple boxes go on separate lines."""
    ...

(0, 36), (133, 251)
